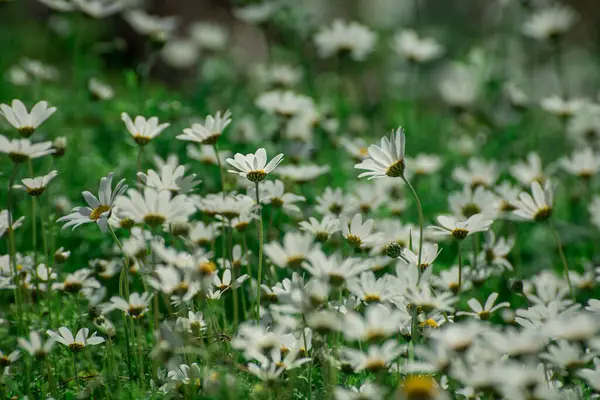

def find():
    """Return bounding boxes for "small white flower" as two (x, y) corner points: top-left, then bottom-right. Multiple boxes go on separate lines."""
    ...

(0, 99), (56, 137)
(512, 180), (554, 222)
(121, 113), (170, 146)
(457, 292), (510, 320)
(106, 292), (153, 319)
(340, 213), (383, 249)
(523, 5), (576, 41)
(46, 327), (104, 352)
(14, 170), (57, 196)
(429, 213), (493, 240)
(177, 110), (232, 145)
(88, 78), (114, 100)
(18, 331), (55, 358)
(314, 19), (376, 61)
(226, 148), (284, 183)
(559, 147), (600, 178)
(392, 29), (443, 63)
(354, 127), (406, 179)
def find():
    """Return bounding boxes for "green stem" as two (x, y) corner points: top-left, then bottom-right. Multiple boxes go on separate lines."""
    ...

(136, 146), (144, 179)
(254, 180), (264, 323)
(214, 143), (226, 196)
(228, 223), (239, 329)
(301, 315), (312, 400)
(108, 225), (130, 298)
(402, 176), (424, 271)
(6, 163), (23, 334)
(39, 197), (52, 327)
(28, 160), (37, 265)
(457, 241), (463, 294)
(548, 220), (575, 300)
(73, 353), (80, 391)
(136, 320), (145, 389)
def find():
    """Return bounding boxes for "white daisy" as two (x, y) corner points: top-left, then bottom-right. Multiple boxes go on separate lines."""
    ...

(523, 5), (576, 41)
(354, 127), (406, 179)
(177, 110), (232, 145)
(18, 331), (55, 358)
(559, 147), (600, 179)
(46, 327), (104, 352)
(0, 99), (56, 137)
(121, 112), (170, 146)
(429, 213), (493, 240)
(512, 181), (554, 222)
(456, 292), (510, 320)
(0, 136), (55, 163)
(340, 213), (383, 249)
(392, 29), (443, 63)
(116, 187), (195, 228)
(88, 77), (114, 101)
(106, 292), (153, 319)
(299, 216), (340, 242)
(226, 148), (284, 183)
(14, 170), (58, 196)
(314, 19), (376, 61)
(58, 172), (127, 232)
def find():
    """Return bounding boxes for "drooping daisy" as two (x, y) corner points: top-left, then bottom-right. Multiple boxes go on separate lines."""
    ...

(0, 136), (55, 163)
(226, 148), (284, 183)
(58, 172), (127, 232)
(354, 127), (406, 179)
(13, 170), (58, 196)
(18, 331), (55, 358)
(115, 187), (195, 228)
(0, 99), (56, 137)
(177, 110), (232, 145)
(512, 181), (554, 222)
(46, 327), (104, 352)
(313, 19), (376, 61)
(0, 210), (25, 238)
(121, 112), (170, 146)
(429, 213), (493, 241)
(457, 293), (510, 320)
(340, 213), (383, 249)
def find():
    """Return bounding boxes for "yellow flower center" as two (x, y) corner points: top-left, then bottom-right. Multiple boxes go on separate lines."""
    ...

(143, 213), (166, 227)
(385, 159), (405, 178)
(346, 234), (362, 248)
(533, 206), (552, 222)
(400, 375), (438, 400)
(364, 294), (381, 303)
(68, 342), (85, 353)
(287, 256), (305, 269)
(419, 318), (439, 329)
(90, 205), (111, 221)
(451, 228), (469, 240)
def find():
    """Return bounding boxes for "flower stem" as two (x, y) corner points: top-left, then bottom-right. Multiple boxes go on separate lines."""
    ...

(73, 353), (80, 391)
(214, 143), (226, 196)
(39, 196), (52, 326)
(457, 241), (463, 294)
(548, 220), (575, 300)
(6, 163), (23, 334)
(136, 320), (145, 389)
(136, 146), (144, 180)
(402, 176), (424, 271)
(254, 181), (264, 323)
(228, 223), (239, 329)
(28, 160), (37, 265)
(108, 225), (130, 298)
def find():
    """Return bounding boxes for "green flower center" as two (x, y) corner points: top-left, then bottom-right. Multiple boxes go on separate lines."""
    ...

(385, 160), (405, 178)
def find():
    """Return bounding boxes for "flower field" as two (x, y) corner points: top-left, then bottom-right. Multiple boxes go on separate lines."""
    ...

(0, 0), (600, 399)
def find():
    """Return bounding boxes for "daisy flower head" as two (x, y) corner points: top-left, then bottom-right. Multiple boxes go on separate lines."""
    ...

(540, 96), (585, 119)
(137, 165), (201, 195)
(314, 19), (376, 61)
(14, 170), (58, 196)
(0, 136), (55, 163)
(523, 4), (576, 41)
(124, 9), (178, 41)
(177, 110), (232, 145)
(456, 292), (510, 320)
(513, 180), (554, 222)
(107, 292), (153, 319)
(299, 216), (340, 242)
(88, 77), (114, 101)
(115, 187), (195, 228)
(0, 349), (20, 367)
(392, 29), (443, 63)
(46, 327), (104, 353)
(226, 148), (284, 183)
(510, 152), (547, 186)
(72, 0), (125, 19)
(559, 147), (600, 179)
(18, 331), (55, 358)
(0, 99), (56, 137)
(57, 172), (127, 232)
(255, 90), (315, 118)
(58, 172), (127, 232)
(121, 112), (170, 146)
(340, 213), (383, 249)
(452, 158), (499, 188)
(274, 164), (330, 184)
(430, 213), (493, 241)
(354, 127), (406, 179)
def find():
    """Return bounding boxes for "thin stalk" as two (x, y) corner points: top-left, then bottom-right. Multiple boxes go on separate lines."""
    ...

(301, 315), (312, 400)
(228, 223), (239, 329)
(108, 225), (130, 298)
(254, 181), (264, 323)
(28, 161), (37, 265)
(402, 176), (424, 271)
(73, 353), (80, 391)
(39, 196), (52, 326)
(6, 163), (23, 333)
(136, 146), (144, 179)
(213, 143), (226, 196)
(457, 241), (464, 294)
(136, 320), (145, 389)
(548, 220), (575, 300)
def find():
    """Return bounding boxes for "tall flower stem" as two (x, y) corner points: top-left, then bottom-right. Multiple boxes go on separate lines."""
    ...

(228, 223), (239, 329)
(73, 353), (80, 391)
(254, 181), (264, 323)
(108, 225), (130, 299)
(401, 176), (424, 274)
(27, 161), (38, 266)
(136, 146), (144, 181)
(457, 241), (464, 294)
(548, 220), (575, 300)
(136, 320), (145, 389)
(38, 196), (52, 326)
(301, 315), (313, 400)
(213, 143), (226, 196)
(6, 163), (23, 333)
